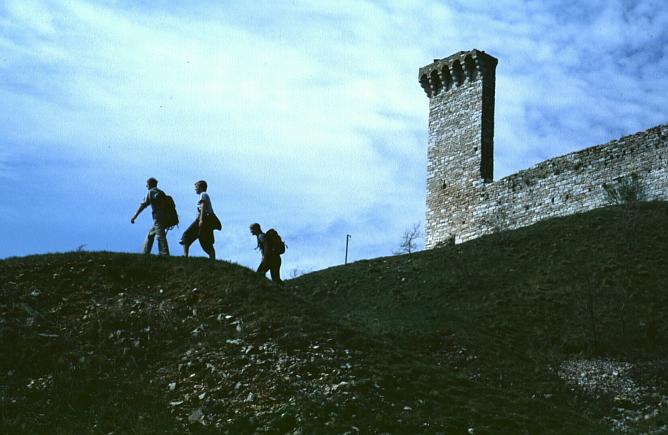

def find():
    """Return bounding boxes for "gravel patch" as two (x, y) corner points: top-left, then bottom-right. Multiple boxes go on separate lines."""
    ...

(558, 359), (668, 434)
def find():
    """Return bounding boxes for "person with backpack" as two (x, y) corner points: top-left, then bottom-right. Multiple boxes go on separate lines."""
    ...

(180, 180), (220, 260)
(249, 222), (284, 284)
(130, 177), (170, 256)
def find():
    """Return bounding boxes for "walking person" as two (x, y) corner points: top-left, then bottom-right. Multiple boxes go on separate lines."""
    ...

(180, 180), (220, 260)
(249, 223), (284, 284)
(130, 177), (170, 256)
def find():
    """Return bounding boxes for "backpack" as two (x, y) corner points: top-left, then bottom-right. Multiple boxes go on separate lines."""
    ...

(159, 194), (179, 230)
(265, 228), (286, 255)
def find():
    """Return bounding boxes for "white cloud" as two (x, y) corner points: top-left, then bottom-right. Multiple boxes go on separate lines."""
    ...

(1, 0), (667, 269)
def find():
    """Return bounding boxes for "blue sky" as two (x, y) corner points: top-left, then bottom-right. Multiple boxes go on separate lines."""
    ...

(1, 0), (667, 274)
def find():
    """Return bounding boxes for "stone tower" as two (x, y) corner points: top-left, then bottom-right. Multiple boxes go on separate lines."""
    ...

(419, 49), (498, 248)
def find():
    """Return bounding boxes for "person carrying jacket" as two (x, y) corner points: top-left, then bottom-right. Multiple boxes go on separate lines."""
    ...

(180, 180), (218, 260)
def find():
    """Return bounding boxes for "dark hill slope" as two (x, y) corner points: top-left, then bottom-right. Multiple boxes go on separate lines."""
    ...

(293, 202), (668, 354)
(1, 202), (667, 434)
(1, 253), (600, 434)
(292, 201), (668, 433)
(0, 254), (376, 433)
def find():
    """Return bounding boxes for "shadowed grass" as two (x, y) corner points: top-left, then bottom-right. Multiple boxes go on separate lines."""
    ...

(1, 202), (667, 433)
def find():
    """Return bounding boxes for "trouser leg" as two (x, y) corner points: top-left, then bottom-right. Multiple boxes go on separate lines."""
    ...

(200, 242), (215, 259)
(144, 226), (156, 254)
(180, 221), (199, 257)
(269, 256), (282, 283)
(257, 260), (270, 276)
(155, 222), (170, 256)
(199, 225), (215, 260)
(258, 256), (282, 283)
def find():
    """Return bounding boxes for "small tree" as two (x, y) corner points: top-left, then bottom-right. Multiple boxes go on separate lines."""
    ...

(394, 223), (421, 255)
(602, 173), (644, 205)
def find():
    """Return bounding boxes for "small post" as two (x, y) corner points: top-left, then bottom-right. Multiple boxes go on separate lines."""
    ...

(345, 234), (351, 264)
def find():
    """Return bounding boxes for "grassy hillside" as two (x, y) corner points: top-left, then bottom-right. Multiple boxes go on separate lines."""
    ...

(294, 202), (668, 353)
(291, 201), (668, 433)
(1, 202), (667, 434)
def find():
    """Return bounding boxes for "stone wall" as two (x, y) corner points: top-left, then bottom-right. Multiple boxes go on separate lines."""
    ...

(420, 49), (668, 248)
(460, 124), (668, 244)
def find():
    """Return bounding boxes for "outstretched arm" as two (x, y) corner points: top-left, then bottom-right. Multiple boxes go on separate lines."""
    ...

(131, 203), (147, 224)
(132, 192), (152, 224)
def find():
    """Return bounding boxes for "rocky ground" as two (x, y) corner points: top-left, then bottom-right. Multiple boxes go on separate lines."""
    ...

(1, 254), (496, 433)
(558, 359), (668, 434)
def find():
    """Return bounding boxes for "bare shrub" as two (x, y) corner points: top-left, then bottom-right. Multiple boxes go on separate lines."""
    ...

(394, 223), (422, 255)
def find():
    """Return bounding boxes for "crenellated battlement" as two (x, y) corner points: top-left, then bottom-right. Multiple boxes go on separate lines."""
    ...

(419, 49), (498, 98)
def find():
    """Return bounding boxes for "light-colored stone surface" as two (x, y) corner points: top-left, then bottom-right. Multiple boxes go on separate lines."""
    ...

(420, 49), (668, 248)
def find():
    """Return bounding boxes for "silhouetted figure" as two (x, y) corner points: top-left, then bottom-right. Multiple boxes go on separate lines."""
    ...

(131, 177), (170, 256)
(180, 180), (220, 260)
(250, 222), (283, 284)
